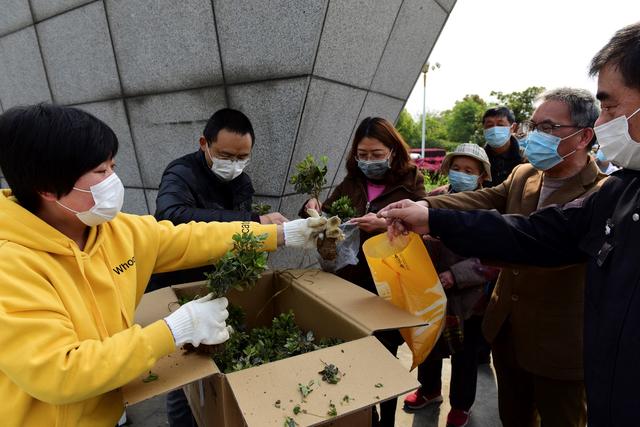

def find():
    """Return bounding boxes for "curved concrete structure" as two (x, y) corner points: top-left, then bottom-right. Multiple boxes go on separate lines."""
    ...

(0, 0), (455, 266)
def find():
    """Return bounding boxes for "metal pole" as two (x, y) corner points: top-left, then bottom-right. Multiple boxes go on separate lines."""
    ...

(421, 64), (428, 158)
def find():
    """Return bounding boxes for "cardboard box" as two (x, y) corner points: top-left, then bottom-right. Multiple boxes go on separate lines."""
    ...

(123, 270), (426, 426)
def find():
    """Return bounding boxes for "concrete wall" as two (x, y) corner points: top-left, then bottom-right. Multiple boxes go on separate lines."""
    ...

(0, 0), (454, 266)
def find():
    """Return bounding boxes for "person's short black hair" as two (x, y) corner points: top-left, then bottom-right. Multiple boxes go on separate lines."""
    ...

(0, 104), (118, 212)
(202, 108), (255, 145)
(482, 106), (516, 125)
(590, 22), (640, 89)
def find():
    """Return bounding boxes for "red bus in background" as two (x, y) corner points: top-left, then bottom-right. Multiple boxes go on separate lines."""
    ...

(409, 148), (446, 173)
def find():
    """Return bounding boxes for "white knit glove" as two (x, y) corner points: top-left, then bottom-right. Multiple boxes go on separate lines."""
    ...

(283, 211), (328, 248)
(164, 294), (230, 347)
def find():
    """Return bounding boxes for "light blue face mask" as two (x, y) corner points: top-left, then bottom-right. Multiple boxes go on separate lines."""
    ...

(484, 126), (511, 148)
(517, 137), (528, 152)
(524, 129), (582, 171)
(596, 149), (607, 162)
(357, 158), (390, 179)
(448, 170), (480, 192)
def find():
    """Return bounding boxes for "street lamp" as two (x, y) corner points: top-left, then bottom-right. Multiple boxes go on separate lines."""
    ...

(421, 62), (440, 158)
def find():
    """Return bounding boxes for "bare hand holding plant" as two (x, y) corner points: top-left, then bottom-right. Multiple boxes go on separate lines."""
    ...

(348, 213), (387, 233)
(305, 198), (322, 212)
(377, 199), (430, 239)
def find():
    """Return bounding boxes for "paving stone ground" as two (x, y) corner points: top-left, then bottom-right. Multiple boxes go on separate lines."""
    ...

(125, 344), (501, 426)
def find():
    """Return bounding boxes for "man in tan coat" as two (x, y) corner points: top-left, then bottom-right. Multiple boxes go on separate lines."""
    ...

(425, 87), (607, 427)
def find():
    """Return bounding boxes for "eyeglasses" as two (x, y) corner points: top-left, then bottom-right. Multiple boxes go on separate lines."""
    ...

(355, 151), (392, 162)
(521, 120), (583, 135)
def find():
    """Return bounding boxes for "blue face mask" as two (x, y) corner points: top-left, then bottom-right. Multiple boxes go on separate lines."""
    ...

(524, 130), (581, 171)
(484, 126), (511, 148)
(357, 158), (390, 179)
(517, 137), (528, 152)
(448, 170), (480, 192)
(596, 149), (607, 162)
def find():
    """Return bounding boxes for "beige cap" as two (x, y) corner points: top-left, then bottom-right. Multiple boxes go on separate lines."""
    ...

(440, 143), (492, 181)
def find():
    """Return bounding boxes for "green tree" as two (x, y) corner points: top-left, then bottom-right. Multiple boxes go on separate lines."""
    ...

(396, 109), (421, 147)
(490, 86), (545, 123)
(395, 109), (456, 150)
(443, 94), (487, 145)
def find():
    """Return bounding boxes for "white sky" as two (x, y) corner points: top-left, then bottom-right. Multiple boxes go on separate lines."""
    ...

(404, 0), (640, 117)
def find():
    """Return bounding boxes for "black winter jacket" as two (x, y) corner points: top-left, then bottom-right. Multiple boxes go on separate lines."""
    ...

(148, 150), (259, 291)
(484, 135), (523, 187)
(154, 150), (259, 224)
(427, 169), (640, 426)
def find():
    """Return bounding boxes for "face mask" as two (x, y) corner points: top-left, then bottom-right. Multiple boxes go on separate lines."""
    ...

(484, 126), (511, 148)
(594, 107), (640, 170)
(56, 173), (124, 226)
(357, 157), (391, 179)
(517, 137), (528, 152)
(207, 146), (249, 181)
(596, 149), (607, 162)
(448, 170), (479, 192)
(524, 129), (582, 171)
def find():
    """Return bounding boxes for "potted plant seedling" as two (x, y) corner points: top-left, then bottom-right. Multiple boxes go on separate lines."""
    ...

(205, 231), (268, 298)
(289, 155), (348, 261)
(325, 196), (357, 222)
(289, 154), (328, 203)
(251, 202), (272, 216)
(184, 231), (268, 354)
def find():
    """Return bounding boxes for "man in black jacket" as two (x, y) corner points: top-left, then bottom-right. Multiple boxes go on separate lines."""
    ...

(378, 22), (640, 427)
(151, 108), (287, 427)
(149, 108), (287, 291)
(482, 106), (523, 187)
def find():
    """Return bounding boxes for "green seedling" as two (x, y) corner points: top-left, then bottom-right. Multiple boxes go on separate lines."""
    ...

(142, 371), (158, 383)
(298, 380), (315, 400)
(289, 155), (328, 201)
(327, 401), (337, 417)
(213, 309), (343, 373)
(252, 202), (272, 216)
(205, 231), (268, 298)
(326, 196), (357, 221)
(318, 361), (342, 384)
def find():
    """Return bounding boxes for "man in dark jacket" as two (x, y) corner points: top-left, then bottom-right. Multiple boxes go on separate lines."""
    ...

(151, 108), (287, 427)
(482, 106), (523, 187)
(149, 108), (287, 291)
(378, 21), (640, 427)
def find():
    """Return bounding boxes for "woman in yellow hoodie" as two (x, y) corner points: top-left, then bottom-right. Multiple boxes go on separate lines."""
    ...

(0, 104), (324, 427)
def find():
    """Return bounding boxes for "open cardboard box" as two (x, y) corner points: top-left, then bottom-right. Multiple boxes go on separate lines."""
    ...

(123, 269), (426, 426)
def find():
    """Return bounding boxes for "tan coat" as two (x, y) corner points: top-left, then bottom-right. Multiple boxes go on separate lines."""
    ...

(426, 159), (607, 380)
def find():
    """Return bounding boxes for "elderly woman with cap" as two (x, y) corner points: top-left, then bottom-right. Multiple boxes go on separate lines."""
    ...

(403, 143), (499, 427)
(430, 142), (492, 195)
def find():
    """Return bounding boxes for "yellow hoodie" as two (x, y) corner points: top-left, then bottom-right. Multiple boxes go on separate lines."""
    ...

(0, 189), (277, 427)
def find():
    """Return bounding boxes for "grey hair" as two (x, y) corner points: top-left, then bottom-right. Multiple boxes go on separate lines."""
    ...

(536, 87), (600, 148)
(536, 87), (600, 129)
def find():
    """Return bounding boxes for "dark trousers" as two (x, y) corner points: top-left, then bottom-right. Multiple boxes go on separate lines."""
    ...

(418, 315), (483, 411)
(491, 326), (587, 427)
(166, 388), (197, 427)
(373, 329), (405, 427)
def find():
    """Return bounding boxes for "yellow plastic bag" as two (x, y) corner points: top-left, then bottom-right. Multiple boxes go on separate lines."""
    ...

(363, 232), (446, 369)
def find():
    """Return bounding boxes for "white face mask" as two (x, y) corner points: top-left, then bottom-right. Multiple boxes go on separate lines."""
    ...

(56, 173), (125, 226)
(594, 106), (640, 170)
(207, 146), (249, 181)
